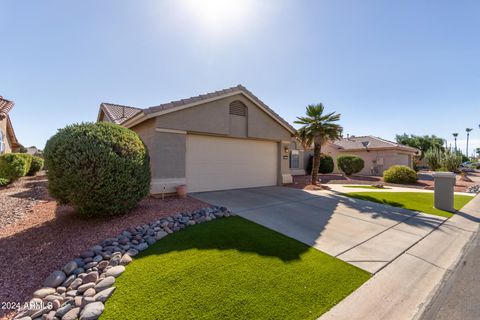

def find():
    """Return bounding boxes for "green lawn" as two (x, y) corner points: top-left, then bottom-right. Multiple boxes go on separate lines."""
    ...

(101, 216), (370, 320)
(345, 192), (474, 218)
(342, 185), (391, 189)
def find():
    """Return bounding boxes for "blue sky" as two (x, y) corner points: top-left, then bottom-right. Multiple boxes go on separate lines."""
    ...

(1, 0), (479, 154)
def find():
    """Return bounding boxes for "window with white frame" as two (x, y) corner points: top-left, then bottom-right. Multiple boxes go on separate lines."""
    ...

(290, 150), (300, 169)
(0, 130), (4, 154)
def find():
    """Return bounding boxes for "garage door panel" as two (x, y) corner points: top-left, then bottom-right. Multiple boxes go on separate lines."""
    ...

(186, 135), (278, 192)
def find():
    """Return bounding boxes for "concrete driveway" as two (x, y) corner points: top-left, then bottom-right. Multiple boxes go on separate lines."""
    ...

(192, 186), (447, 273)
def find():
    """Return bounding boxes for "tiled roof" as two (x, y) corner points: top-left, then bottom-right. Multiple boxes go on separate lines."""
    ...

(0, 96), (14, 119)
(0, 96), (19, 147)
(99, 103), (142, 125)
(101, 85), (296, 133)
(331, 136), (419, 153)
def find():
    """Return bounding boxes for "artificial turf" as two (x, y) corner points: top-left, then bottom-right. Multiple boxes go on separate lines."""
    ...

(101, 216), (370, 320)
(345, 192), (473, 218)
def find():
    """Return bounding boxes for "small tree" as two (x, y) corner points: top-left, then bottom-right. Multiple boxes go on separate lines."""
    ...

(306, 154), (334, 174)
(44, 122), (151, 216)
(424, 147), (443, 171)
(337, 155), (364, 176)
(295, 104), (342, 185)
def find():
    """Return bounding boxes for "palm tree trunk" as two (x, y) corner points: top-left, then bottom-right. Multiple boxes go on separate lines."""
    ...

(311, 142), (321, 185)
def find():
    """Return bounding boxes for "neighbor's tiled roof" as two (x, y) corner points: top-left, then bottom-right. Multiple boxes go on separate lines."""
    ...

(0, 96), (19, 147)
(0, 96), (14, 119)
(101, 85), (296, 133)
(331, 136), (419, 152)
(99, 103), (142, 125)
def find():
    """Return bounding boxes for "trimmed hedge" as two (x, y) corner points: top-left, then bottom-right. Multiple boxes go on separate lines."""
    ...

(306, 154), (335, 174)
(28, 156), (44, 176)
(383, 165), (418, 184)
(337, 155), (364, 176)
(44, 122), (151, 217)
(0, 153), (32, 181)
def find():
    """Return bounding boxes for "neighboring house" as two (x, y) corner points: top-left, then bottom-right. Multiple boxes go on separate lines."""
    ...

(26, 146), (40, 155)
(319, 136), (419, 176)
(97, 85), (297, 193)
(0, 96), (20, 154)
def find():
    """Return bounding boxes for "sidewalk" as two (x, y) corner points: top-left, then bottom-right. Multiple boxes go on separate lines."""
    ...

(319, 193), (480, 320)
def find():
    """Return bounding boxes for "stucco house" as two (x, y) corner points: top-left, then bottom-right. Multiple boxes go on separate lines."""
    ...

(97, 85), (297, 194)
(0, 96), (20, 154)
(320, 136), (419, 176)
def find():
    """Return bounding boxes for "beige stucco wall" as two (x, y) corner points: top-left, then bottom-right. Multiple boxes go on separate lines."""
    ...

(0, 118), (12, 154)
(127, 93), (294, 192)
(154, 94), (291, 141)
(289, 139), (306, 175)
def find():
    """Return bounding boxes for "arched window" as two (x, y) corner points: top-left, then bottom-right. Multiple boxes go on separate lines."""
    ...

(229, 100), (247, 117)
(0, 130), (4, 154)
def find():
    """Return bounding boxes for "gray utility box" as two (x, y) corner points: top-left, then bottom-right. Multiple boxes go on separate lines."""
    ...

(433, 172), (456, 212)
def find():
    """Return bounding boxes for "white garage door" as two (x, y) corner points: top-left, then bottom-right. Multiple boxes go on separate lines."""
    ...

(186, 135), (278, 192)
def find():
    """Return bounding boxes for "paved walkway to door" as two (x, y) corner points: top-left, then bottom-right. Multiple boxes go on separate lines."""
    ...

(192, 186), (446, 273)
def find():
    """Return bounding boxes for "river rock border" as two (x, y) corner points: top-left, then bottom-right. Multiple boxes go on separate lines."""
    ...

(14, 206), (233, 320)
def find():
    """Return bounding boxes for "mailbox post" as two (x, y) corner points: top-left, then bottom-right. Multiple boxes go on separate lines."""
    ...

(433, 172), (456, 212)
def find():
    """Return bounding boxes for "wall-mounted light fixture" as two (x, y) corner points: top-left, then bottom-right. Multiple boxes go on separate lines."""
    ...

(284, 146), (289, 154)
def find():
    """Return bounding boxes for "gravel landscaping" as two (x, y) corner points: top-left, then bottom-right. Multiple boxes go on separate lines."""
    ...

(10, 206), (231, 320)
(0, 174), (209, 319)
(0, 173), (51, 230)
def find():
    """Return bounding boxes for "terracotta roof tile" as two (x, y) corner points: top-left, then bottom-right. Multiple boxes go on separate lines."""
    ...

(0, 96), (19, 147)
(100, 103), (142, 125)
(0, 97), (14, 119)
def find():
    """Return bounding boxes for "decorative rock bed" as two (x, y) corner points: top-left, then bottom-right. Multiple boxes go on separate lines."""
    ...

(467, 185), (480, 194)
(13, 206), (232, 320)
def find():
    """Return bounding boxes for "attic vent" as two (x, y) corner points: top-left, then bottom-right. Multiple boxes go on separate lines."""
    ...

(229, 100), (247, 116)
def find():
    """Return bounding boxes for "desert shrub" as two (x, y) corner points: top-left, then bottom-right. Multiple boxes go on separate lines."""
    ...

(0, 178), (9, 186)
(28, 156), (44, 176)
(383, 165), (418, 184)
(306, 154), (334, 174)
(441, 151), (462, 172)
(337, 155), (364, 176)
(424, 147), (442, 171)
(44, 122), (151, 217)
(0, 153), (32, 181)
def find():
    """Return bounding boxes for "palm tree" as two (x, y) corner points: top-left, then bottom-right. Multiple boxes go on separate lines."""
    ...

(452, 133), (458, 152)
(466, 128), (473, 158)
(295, 103), (343, 185)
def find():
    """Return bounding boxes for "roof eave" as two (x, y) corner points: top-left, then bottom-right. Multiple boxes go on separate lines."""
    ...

(123, 90), (296, 135)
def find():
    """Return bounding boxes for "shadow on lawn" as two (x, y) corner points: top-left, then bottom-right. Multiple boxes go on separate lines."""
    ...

(344, 194), (405, 208)
(135, 216), (312, 263)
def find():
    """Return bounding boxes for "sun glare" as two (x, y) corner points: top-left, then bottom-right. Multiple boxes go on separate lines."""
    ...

(180, 0), (252, 31)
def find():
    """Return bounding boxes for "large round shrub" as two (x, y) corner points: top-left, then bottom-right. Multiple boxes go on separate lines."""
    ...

(44, 122), (151, 216)
(306, 154), (334, 174)
(0, 153), (32, 181)
(383, 165), (417, 184)
(28, 156), (44, 176)
(337, 155), (364, 176)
